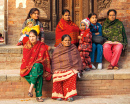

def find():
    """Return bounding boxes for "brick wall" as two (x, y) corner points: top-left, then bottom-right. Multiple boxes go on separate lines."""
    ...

(98, 0), (130, 46)
(77, 80), (130, 96)
(0, 79), (130, 99)
(8, 0), (36, 44)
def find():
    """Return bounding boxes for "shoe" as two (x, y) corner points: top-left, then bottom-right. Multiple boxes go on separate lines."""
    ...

(91, 64), (96, 70)
(36, 97), (44, 102)
(113, 65), (119, 70)
(67, 97), (74, 102)
(78, 72), (81, 78)
(84, 68), (90, 71)
(28, 92), (33, 97)
(107, 64), (113, 70)
(97, 63), (102, 70)
(57, 98), (62, 101)
(17, 41), (23, 46)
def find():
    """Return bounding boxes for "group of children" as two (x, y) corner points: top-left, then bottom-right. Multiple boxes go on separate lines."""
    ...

(78, 13), (103, 71)
(17, 13), (103, 71)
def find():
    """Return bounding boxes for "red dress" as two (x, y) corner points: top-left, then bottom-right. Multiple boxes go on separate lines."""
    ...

(55, 18), (80, 47)
(20, 41), (51, 81)
(78, 29), (92, 69)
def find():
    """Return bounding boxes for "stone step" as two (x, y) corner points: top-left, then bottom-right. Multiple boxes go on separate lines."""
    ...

(0, 69), (130, 99)
(0, 44), (130, 70)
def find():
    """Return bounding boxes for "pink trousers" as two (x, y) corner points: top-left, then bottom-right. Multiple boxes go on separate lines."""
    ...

(103, 43), (123, 66)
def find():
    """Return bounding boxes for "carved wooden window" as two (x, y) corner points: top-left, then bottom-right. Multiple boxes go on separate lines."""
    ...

(62, 0), (82, 26)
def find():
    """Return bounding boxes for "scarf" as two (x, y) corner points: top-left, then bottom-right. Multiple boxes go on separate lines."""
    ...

(20, 41), (51, 80)
(51, 43), (83, 72)
(102, 19), (127, 48)
(55, 18), (80, 46)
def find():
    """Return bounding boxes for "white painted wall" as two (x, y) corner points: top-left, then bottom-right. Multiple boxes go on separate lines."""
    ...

(0, 0), (4, 34)
(16, 0), (26, 8)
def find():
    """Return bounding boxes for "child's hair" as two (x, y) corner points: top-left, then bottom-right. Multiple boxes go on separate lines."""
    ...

(80, 18), (90, 30)
(88, 13), (97, 19)
(29, 30), (37, 36)
(107, 9), (117, 16)
(61, 34), (71, 41)
(62, 9), (70, 15)
(26, 19), (36, 26)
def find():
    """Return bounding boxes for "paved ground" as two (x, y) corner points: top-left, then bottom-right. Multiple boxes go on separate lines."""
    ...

(0, 94), (130, 104)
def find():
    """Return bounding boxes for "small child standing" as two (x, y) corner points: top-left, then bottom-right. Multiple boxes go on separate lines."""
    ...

(88, 13), (103, 70)
(17, 18), (40, 46)
(78, 18), (92, 71)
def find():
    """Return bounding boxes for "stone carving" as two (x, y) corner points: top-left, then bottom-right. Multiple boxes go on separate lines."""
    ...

(97, 0), (112, 13)
(33, 0), (50, 19)
(63, 0), (68, 7)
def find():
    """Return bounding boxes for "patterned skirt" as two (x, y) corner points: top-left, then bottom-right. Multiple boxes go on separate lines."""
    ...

(52, 69), (78, 100)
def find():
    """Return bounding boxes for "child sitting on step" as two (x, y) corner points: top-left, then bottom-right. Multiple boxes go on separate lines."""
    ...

(17, 18), (40, 46)
(88, 13), (103, 70)
(78, 18), (92, 71)
(17, 18), (50, 50)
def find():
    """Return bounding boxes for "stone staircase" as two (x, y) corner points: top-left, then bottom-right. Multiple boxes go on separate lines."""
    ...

(0, 31), (130, 99)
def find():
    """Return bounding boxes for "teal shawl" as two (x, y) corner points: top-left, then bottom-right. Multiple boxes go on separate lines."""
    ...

(102, 19), (127, 48)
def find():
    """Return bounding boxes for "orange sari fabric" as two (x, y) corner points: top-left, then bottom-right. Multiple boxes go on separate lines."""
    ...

(55, 18), (80, 47)
(20, 41), (51, 80)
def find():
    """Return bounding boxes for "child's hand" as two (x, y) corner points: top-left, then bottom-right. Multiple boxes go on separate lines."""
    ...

(95, 32), (99, 35)
(78, 36), (82, 39)
(26, 32), (29, 35)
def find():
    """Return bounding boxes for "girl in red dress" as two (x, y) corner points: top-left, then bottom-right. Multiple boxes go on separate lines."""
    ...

(78, 18), (92, 71)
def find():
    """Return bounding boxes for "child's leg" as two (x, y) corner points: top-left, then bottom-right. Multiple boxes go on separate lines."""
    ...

(90, 43), (97, 63)
(19, 34), (26, 42)
(96, 44), (103, 63)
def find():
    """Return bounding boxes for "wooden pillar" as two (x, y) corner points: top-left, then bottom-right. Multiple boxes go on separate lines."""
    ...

(82, 0), (91, 19)
(92, 0), (98, 14)
(4, 0), (7, 44)
(52, 0), (57, 31)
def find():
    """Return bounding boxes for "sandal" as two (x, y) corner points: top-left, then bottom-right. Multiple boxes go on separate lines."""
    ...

(57, 98), (62, 101)
(113, 65), (119, 70)
(67, 97), (74, 102)
(36, 97), (44, 102)
(28, 92), (33, 97)
(107, 64), (113, 70)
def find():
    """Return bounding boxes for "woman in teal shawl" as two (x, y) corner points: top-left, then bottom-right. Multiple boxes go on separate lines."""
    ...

(102, 9), (127, 70)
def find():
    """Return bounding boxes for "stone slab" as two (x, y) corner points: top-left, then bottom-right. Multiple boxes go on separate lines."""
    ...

(0, 69), (130, 81)
(114, 74), (130, 79)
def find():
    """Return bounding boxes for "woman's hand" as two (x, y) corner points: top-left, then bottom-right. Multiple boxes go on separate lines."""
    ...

(95, 32), (100, 35)
(78, 36), (82, 39)
(105, 41), (112, 44)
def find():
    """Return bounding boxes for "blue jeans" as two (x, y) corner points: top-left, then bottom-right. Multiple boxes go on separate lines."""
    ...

(90, 43), (103, 63)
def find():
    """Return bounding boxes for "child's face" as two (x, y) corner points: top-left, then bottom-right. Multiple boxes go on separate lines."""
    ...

(28, 22), (33, 28)
(90, 15), (97, 24)
(81, 23), (86, 30)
